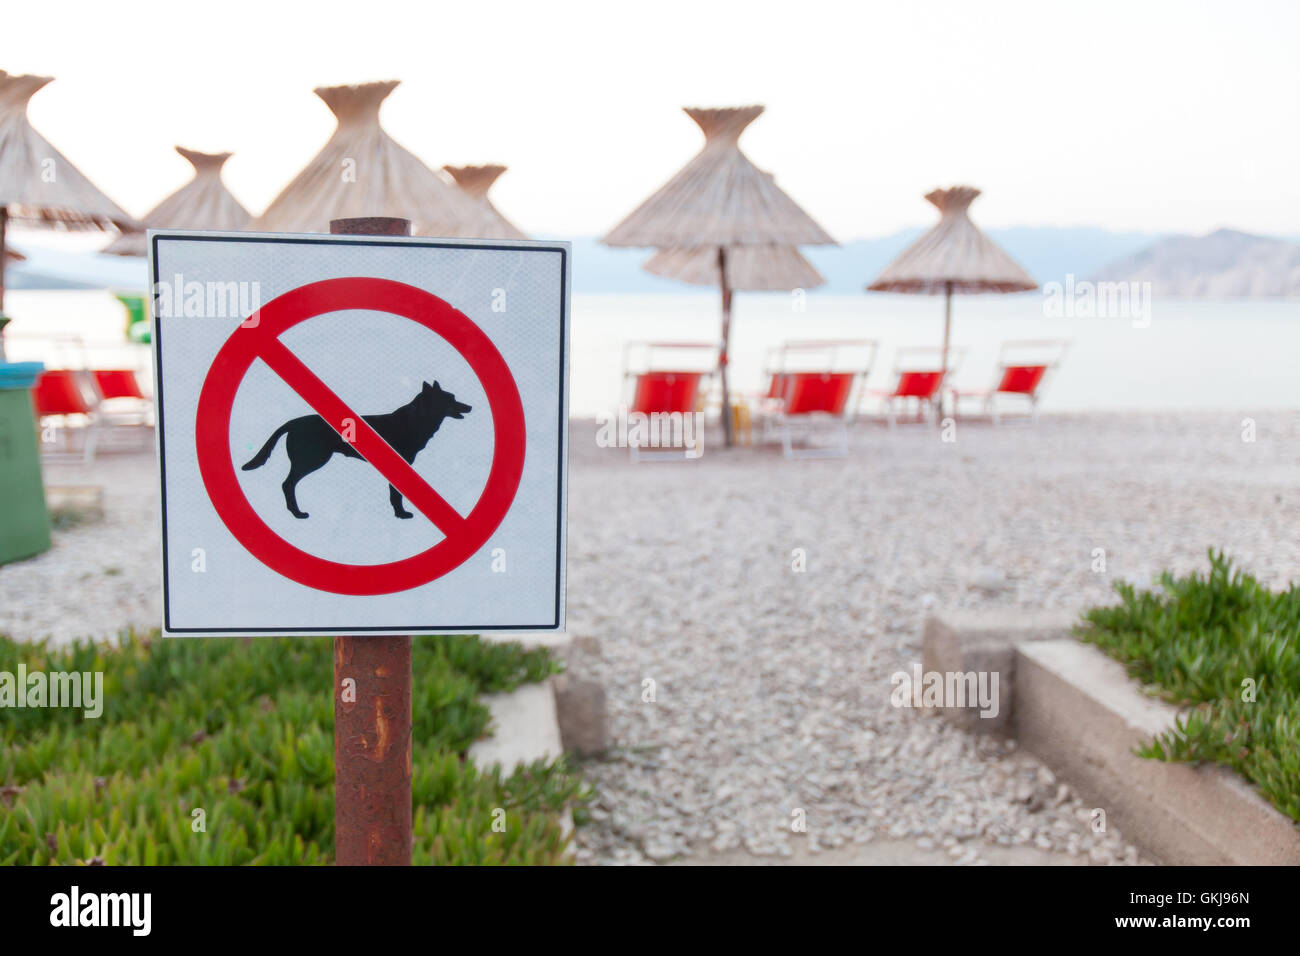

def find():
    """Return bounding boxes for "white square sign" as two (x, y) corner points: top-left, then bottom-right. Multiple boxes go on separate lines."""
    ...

(149, 230), (568, 636)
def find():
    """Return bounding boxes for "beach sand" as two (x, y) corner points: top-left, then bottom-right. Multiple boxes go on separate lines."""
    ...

(4, 411), (1298, 864)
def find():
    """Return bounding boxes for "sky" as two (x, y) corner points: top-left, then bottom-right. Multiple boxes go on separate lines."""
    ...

(3, 0), (1297, 241)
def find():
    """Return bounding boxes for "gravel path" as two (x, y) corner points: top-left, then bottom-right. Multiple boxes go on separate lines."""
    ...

(5, 412), (1299, 865)
(563, 412), (1300, 865)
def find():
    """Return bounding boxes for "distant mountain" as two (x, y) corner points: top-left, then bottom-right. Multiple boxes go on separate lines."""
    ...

(22, 226), (1289, 300)
(1092, 228), (1300, 298)
(807, 226), (1160, 295)
(562, 227), (1160, 295)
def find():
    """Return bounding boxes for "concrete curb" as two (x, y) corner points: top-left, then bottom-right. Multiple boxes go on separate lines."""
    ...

(467, 681), (564, 771)
(921, 609), (1077, 733)
(480, 632), (609, 756)
(466, 679), (575, 857)
(921, 610), (1300, 865)
(1015, 639), (1300, 866)
(469, 634), (606, 861)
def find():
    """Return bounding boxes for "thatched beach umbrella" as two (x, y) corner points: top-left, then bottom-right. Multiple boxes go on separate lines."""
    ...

(603, 105), (835, 445)
(0, 70), (135, 341)
(252, 80), (480, 236)
(443, 164), (527, 240)
(104, 147), (251, 256)
(867, 186), (1036, 395)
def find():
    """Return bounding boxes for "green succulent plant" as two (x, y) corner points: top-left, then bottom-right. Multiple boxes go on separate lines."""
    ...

(0, 631), (588, 865)
(1080, 551), (1300, 823)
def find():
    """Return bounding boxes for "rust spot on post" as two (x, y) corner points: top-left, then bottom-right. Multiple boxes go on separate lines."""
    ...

(372, 696), (391, 761)
(334, 635), (411, 865)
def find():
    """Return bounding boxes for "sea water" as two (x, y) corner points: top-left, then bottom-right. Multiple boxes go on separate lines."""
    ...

(6, 288), (1299, 417)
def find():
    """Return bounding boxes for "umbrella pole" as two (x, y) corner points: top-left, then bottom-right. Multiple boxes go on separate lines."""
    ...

(718, 247), (734, 448)
(0, 208), (8, 361)
(939, 280), (953, 421)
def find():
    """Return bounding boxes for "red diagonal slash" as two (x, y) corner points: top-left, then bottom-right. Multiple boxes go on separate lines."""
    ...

(255, 335), (468, 537)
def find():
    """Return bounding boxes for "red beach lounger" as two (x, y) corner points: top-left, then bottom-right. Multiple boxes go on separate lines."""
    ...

(867, 346), (965, 426)
(33, 369), (100, 461)
(92, 367), (155, 443)
(631, 370), (703, 416)
(92, 368), (147, 401)
(759, 339), (877, 458)
(952, 339), (1069, 424)
(91, 368), (154, 432)
(621, 342), (716, 461)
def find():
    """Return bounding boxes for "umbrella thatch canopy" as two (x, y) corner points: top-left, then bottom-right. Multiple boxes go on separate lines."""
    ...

(868, 186), (1036, 399)
(443, 164), (527, 240)
(603, 107), (833, 248)
(0, 70), (135, 327)
(603, 105), (835, 444)
(104, 147), (251, 256)
(251, 80), (481, 236)
(643, 244), (824, 291)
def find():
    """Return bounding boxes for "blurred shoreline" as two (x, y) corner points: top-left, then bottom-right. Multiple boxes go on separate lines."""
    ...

(7, 290), (1300, 419)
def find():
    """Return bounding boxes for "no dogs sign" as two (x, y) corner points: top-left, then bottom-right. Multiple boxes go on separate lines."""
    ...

(149, 231), (569, 635)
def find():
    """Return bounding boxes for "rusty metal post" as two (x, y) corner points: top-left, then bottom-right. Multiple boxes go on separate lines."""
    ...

(330, 216), (413, 866)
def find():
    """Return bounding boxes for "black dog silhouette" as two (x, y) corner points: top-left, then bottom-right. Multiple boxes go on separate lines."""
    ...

(241, 380), (471, 519)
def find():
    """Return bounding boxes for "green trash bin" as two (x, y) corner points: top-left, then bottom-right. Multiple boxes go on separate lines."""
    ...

(0, 360), (51, 564)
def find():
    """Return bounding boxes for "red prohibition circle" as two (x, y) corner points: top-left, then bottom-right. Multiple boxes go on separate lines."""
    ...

(195, 277), (526, 595)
